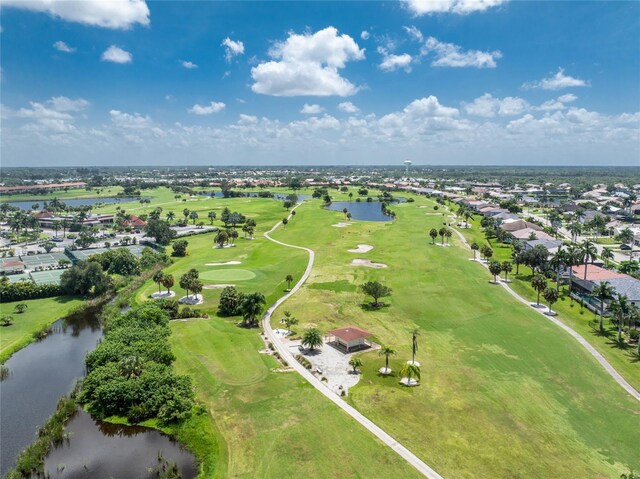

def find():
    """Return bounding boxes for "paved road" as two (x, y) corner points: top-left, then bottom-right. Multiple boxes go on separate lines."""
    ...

(261, 208), (444, 479)
(446, 212), (640, 402)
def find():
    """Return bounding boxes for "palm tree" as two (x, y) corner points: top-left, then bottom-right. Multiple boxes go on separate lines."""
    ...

(601, 247), (614, 269)
(610, 294), (629, 345)
(568, 222), (582, 243)
(342, 207), (348, 219)
(543, 287), (559, 315)
(445, 229), (452, 245)
(429, 228), (438, 245)
(410, 329), (419, 364)
(166, 211), (175, 224)
(531, 274), (548, 306)
(399, 362), (421, 385)
(285, 274), (294, 290)
(282, 217), (288, 229)
(52, 220), (61, 238)
(152, 270), (165, 294)
(438, 227), (446, 245)
(463, 210), (473, 228)
(592, 281), (615, 333)
(207, 211), (217, 225)
(566, 243), (581, 303)
(501, 261), (513, 282)
(470, 242), (479, 260)
(489, 261), (502, 283)
(301, 328), (323, 350)
(349, 356), (363, 374)
(182, 208), (190, 223)
(580, 239), (598, 280)
(189, 211), (199, 225)
(239, 292), (266, 327)
(120, 355), (144, 379)
(161, 273), (175, 294)
(378, 345), (396, 373)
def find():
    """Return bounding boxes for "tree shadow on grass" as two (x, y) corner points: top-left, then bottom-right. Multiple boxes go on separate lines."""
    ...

(360, 302), (390, 312)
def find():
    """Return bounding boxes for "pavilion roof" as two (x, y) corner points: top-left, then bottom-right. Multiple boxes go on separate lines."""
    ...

(329, 326), (372, 342)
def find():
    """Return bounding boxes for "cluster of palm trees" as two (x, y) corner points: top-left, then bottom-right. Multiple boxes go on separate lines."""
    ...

(152, 270), (175, 295)
(429, 227), (453, 246)
(178, 268), (203, 301)
(456, 204), (474, 228)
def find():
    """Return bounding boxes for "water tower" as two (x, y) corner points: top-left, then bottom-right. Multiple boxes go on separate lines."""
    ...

(404, 159), (412, 175)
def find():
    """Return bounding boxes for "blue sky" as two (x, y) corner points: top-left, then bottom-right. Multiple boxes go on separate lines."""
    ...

(1, 0), (639, 167)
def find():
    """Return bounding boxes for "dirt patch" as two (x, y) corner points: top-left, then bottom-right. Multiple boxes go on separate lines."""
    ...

(348, 244), (374, 253)
(332, 222), (352, 228)
(351, 258), (388, 268)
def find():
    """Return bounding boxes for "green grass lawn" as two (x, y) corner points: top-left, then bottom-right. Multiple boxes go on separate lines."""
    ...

(0, 296), (83, 362)
(136, 193), (422, 477)
(451, 207), (640, 392)
(268, 196), (640, 478)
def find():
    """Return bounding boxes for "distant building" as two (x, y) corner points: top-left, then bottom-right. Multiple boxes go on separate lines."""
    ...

(0, 182), (87, 194)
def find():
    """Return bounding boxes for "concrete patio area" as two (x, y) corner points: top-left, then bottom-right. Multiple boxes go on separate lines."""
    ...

(285, 338), (375, 396)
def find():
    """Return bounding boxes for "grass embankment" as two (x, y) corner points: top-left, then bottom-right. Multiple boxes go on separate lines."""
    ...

(130, 194), (421, 477)
(270, 196), (640, 478)
(451, 207), (640, 392)
(0, 296), (83, 363)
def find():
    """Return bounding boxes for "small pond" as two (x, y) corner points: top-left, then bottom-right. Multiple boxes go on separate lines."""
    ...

(3, 197), (148, 210)
(43, 410), (197, 479)
(324, 201), (394, 222)
(0, 309), (102, 475)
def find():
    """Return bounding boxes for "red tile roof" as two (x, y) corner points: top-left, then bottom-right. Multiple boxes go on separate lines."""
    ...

(329, 326), (372, 342)
(571, 265), (626, 281)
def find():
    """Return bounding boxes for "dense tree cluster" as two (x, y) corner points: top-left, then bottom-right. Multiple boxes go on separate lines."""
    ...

(0, 281), (62, 303)
(79, 303), (195, 424)
(216, 286), (266, 327)
(60, 261), (112, 297)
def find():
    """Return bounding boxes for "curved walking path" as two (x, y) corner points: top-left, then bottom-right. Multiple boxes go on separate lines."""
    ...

(262, 209), (444, 479)
(445, 212), (640, 402)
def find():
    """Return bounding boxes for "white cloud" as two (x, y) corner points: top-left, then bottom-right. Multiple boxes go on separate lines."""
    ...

(101, 45), (132, 64)
(188, 102), (226, 115)
(378, 48), (413, 72)
(300, 104), (325, 114)
(403, 25), (423, 42)
(405, 0), (507, 15)
(48, 96), (89, 112)
(360, 31), (370, 40)
(338, 102), (359, 113)
(3, 0), (149, 29)
(538, 93), (578, 111)
(110, 110), (153, 128)
(251, 26), (365, 97)
(181, 60), (198, 69)
(421, 37), (501, 68)
(464, 93), (528, 117)
(222, 37), (245, 62)
(523, 68), (589, 90)
(53, 40), (75, 53)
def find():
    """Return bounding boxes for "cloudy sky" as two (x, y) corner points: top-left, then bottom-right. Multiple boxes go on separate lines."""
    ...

(1, 0), (639, 167)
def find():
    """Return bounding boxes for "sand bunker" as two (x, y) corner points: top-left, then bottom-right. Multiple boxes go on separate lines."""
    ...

(151, 291), (175, 299)
(332, 222), (352, 228)
(205, 261), (241, 266)
(203, 284), (235, 289)
(179, 294), (203, 305)
(351, 258), (387, 268)
(348, 244), (373, 253)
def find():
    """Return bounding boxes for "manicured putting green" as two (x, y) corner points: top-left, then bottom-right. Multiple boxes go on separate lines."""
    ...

(200, 268), (256, 281)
